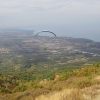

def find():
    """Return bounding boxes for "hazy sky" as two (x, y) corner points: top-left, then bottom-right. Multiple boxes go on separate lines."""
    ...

(0, 0), (100, 41)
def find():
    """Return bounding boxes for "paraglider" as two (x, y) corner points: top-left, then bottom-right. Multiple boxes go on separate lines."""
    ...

(35, 30), (56, 37)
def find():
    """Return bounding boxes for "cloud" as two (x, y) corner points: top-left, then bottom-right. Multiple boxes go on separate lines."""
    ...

(0, 0), (100, 29)
(0, 0), (70, 13)
(0, 0), (100, 15)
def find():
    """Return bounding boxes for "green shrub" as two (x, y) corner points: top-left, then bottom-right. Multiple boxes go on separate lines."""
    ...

(0, 87), (12, 94)
(12, 83), (28, 93)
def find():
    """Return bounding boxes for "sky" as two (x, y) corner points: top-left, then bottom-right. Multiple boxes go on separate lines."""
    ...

(0, 0), (100, 41)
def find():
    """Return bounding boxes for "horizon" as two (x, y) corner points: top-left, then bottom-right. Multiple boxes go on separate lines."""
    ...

(0, 0), (100, 42)
(0, 28), (100, 42)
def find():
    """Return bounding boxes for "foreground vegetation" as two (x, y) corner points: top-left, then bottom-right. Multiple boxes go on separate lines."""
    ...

(0, 62), (100, 100)
(36, 85), (100, 100)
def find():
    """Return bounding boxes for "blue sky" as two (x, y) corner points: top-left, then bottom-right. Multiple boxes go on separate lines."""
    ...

(0, 0), (100, 41)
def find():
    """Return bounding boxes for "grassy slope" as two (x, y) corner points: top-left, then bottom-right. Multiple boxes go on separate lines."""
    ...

(0, 63), (100, 100)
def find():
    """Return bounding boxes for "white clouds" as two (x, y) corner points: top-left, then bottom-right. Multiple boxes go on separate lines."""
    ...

(0, 0), (99, 14)
(0, 0), (100, 29)
(0, 0), (69, 13)
(0, 0), (22, 13)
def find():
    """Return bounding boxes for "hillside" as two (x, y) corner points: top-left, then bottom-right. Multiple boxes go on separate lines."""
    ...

(0, 63), (100, 100)
(0, 29), (100, 99)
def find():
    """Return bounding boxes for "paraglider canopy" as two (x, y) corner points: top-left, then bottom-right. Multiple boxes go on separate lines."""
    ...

(35, 30), (56, 37)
